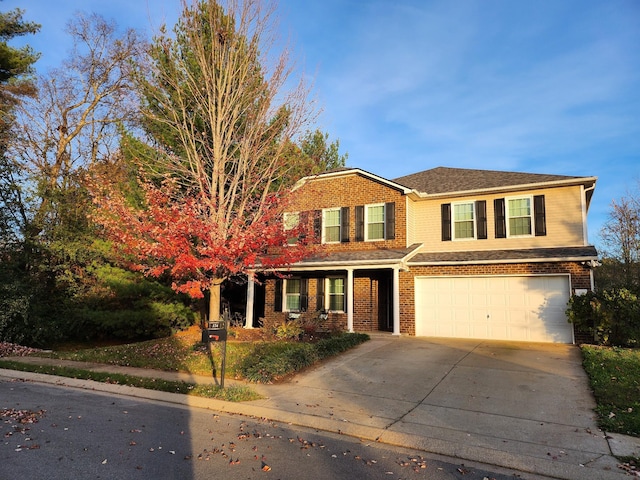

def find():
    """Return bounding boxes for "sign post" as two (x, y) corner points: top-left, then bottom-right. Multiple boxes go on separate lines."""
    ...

(203, 319), (228, 388)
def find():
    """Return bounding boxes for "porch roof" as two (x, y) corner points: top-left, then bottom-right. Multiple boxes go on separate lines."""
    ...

(279, 243), (423, 268)
(408, 245), (598, 265)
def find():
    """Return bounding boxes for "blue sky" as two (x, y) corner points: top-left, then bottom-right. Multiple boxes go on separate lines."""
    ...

(5, 0), (640, 248)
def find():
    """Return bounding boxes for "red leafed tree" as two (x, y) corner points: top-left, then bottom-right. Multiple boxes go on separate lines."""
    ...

(90, 171), (314, 320)
(91, 0), (318, 323)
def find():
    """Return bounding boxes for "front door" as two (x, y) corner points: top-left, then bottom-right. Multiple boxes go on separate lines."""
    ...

(378, 272), (393, 332)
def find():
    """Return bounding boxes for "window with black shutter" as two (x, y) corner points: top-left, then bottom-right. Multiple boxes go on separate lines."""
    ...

(385, 202), (395, 240)
(355, 205), (364, 241)
(476, 200), (487, 240)
(494, 198), (506, 238)
(441, 203), (451, 241)
(340, 207), (350, 242)
(274, 279), (283, 312)
(534, 195), (546, 236)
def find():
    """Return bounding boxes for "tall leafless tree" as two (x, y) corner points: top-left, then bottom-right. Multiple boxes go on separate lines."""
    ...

(10, 12), (142, 241)
(135, 0), (317, 321)
(599, 187), (640, 290)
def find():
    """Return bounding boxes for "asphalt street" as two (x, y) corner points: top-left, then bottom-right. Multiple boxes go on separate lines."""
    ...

(0, 377), (542, 480)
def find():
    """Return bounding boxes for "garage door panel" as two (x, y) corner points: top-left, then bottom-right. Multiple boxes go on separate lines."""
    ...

(415, 275), (573, 343)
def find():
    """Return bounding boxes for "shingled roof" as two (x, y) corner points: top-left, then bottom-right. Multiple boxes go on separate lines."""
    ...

(408, 246), (598, 264)
(393, 166), (589, 195)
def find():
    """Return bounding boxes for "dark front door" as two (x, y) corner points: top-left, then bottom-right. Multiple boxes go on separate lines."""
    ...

(378, 271), (393, 332)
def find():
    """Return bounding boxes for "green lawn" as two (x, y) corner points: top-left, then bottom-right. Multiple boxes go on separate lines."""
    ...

(32, 328), (370, 384)
(43, 333), (253, 378)
(581, 345), (640, 437)
(0, 359), (258, 401)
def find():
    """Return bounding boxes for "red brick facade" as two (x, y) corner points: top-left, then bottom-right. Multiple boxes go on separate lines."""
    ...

(289, 173), (407, 252)
(254, 170), (596, 341)
(398, 261), (592, 336)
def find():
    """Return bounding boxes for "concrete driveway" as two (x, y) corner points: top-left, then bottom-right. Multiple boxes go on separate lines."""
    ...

(246, 334), (623, 479)
(2, 334), (631, 478)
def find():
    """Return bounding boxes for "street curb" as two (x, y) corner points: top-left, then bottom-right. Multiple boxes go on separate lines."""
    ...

(0, 368), (629, 480)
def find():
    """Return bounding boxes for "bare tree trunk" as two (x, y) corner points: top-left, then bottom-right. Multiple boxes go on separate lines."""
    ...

(208, 278), (225, 323)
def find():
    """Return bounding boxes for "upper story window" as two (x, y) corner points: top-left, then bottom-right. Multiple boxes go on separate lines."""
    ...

(453, 202), (475, 240)
(366, 204), (385, 240)
(323, 208), (341, 243)
(283, 212), (300, 245)
(441, 201), (487, 241)
(506, 196), (532, 236)
(355, 202), (395, 242)
(495, 195), (546, 238)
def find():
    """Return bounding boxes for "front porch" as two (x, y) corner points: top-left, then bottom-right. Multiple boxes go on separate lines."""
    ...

(246, 267), (403, 335)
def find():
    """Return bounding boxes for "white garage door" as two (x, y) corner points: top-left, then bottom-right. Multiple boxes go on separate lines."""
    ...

(415, 275), (573, 343)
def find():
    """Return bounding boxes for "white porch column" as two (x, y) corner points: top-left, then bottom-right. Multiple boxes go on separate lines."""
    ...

(347, 268), (354, 333)
(245, 272), (255, 329)
(393, 266), (401, 335)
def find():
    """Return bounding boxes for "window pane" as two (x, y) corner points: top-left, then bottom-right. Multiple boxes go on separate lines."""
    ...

(286, 279), (300, 294)
(454, 203), (474, 221)
(508, 198), (530, 217)
(284, 212), (300, 245)
(286, 295), (301, 311)
(284, 212), (299, 230)
(454, 221), (474, 238)
(329, 294), (344, 311)
(328, 278), (345, 311)
(453, 203), (474, 239)
(367, 205), (385, 240)
(508, 198), (532, 235)
(328, 278), (344, 294)
(368, 222), (384, 240)
(324, 209), (340, 242)
(509, 217), (531, 236)
(368, 205), (384, 223)
(285, 279), (301, 311)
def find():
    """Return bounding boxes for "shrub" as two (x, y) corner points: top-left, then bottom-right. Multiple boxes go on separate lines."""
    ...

(567, 289), (640, 347)
(275, 320), (303, 340)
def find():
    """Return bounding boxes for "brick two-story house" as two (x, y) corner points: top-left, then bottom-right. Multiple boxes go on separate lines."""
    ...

(243, 166), (598, 343)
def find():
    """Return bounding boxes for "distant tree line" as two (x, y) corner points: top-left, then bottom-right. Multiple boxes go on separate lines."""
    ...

(0, 2), (347, 347)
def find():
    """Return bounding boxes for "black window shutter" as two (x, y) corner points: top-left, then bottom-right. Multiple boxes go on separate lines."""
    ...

(313, 210), (322, 242)
(355, 205), (365, 241)
(299, 211), (309, 242)
(385, 202), (396, 240)
(534, 195), (546, 236)
(300, 278), (308, 311)
(340, 207), (350, 243)
(274, 279), (283, 312)
(476, 200), (487, 239)
(441, 203), (451, 241)
(494, 198), (506, 238)
(316, 278), (325, 311)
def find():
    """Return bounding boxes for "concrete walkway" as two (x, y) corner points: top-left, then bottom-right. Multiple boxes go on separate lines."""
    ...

(2, 334), (638, 479)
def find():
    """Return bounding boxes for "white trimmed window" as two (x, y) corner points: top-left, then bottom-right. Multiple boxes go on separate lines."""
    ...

(326, 277), (345, 312)
(453, 202), (475, 240)
(283, 212), (300, 245)
(323, 208), (341, 243)
(507, 196), (533, 236)
(365, 204), (385, 241)
(284, 278), (301, 311)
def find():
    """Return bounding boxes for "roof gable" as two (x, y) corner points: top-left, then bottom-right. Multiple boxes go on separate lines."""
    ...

(293, 167), (412, 194)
